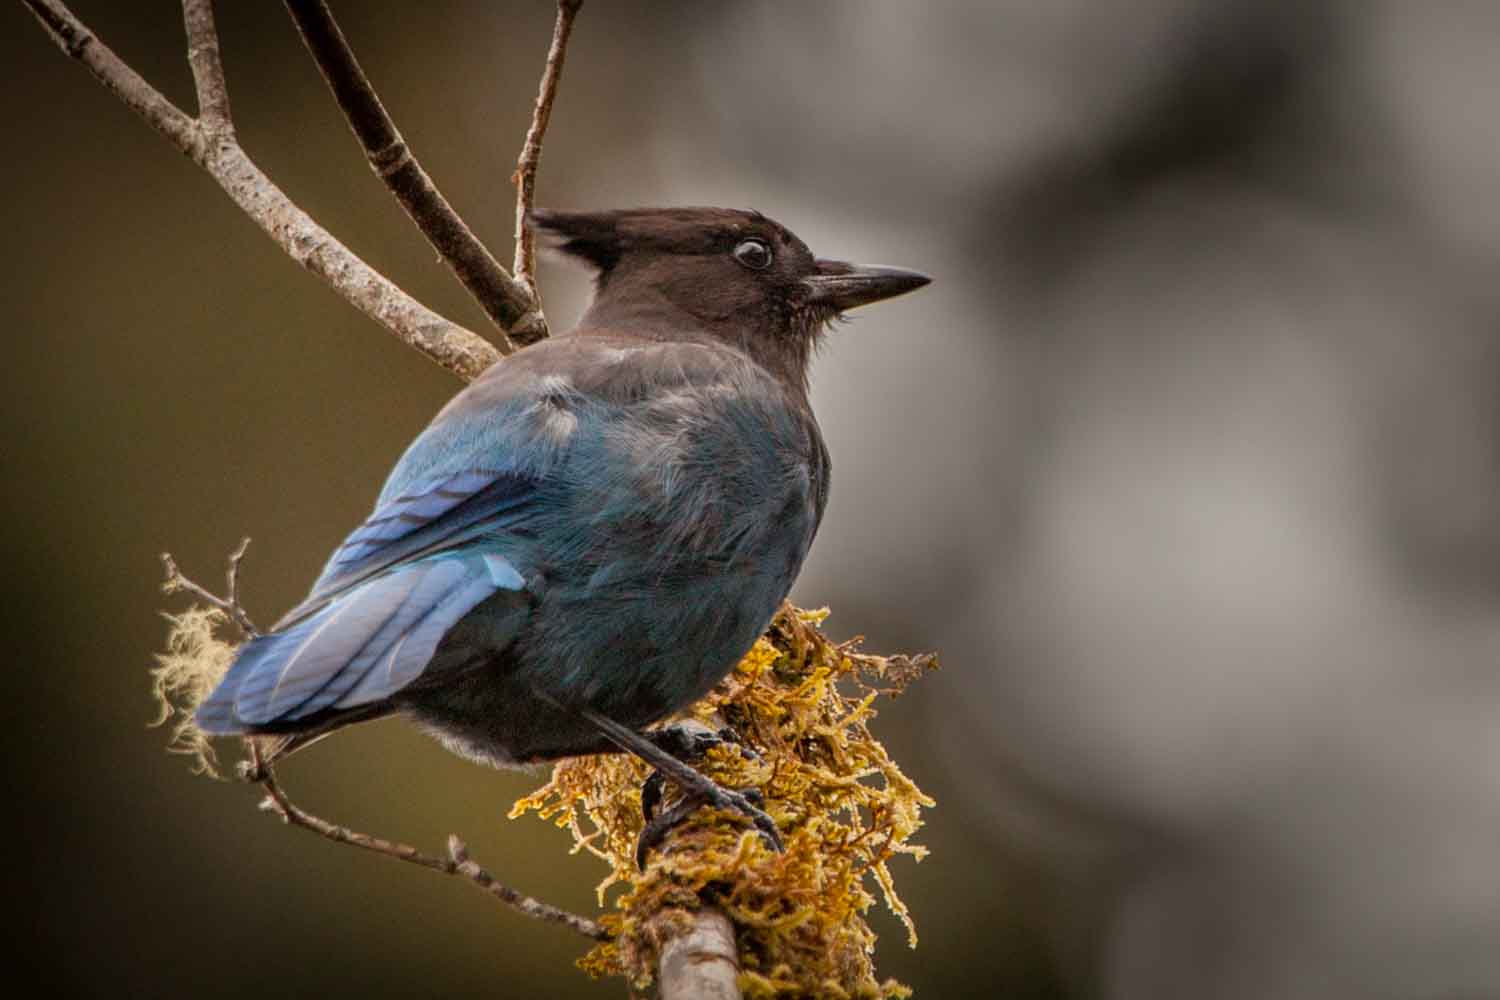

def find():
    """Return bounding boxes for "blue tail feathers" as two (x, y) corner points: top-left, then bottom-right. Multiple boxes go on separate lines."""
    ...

(195, 549), (525, 734)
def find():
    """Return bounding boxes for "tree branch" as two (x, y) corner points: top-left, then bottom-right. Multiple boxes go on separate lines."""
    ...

(22, 0), (501, 381)
(250, 745), (607, 942)
(204, 142), (502, 379)
(285, 0), (548, 352)
(658, 908), (742, 1000)
(446, 836), (609, 941)
(512, 0), (583, 305)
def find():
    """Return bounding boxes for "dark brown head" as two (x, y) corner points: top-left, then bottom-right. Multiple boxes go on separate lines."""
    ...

(531, 207), (930, 389)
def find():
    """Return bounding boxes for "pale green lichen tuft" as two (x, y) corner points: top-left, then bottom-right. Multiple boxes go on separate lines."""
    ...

(512, 604), (937, 997)
(149, 606), (239, 779)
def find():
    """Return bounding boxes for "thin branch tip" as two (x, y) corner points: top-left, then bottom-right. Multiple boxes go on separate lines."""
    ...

(160, 542), (259, 636)
(512, 0), (584, 306)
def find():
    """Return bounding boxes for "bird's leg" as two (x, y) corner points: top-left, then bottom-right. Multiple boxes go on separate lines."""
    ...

(578, 709), (781, 867)
(641, 720), (763, 822)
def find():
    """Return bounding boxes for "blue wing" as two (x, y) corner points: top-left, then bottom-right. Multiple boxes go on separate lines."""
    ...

(195, 548), (525, 731)
(277, 468), (535, 629)
(195, 363), (561, 735)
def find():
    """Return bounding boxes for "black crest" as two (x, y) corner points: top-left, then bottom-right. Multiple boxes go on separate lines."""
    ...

(528, 208), (625, 272)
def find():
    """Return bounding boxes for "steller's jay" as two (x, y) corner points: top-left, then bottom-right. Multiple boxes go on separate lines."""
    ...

(196, 207), (929, 853)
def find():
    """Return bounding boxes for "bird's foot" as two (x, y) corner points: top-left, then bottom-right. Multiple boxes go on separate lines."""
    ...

(640, 721), (762, 814)
(636, 778), (778, 870)
(574, 708), (779, 868)
(635, 720), (777, 868)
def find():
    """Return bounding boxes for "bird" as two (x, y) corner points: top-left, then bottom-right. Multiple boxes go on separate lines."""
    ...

(195, 206), (929, 852)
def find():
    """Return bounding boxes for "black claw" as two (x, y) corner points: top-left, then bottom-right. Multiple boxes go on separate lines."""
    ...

(636, 798), (691, 869)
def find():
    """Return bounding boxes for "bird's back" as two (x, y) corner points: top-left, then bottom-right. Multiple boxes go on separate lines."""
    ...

(388, 331), (830, 762)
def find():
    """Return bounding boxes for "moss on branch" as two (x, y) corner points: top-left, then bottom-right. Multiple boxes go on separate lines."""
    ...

(513, 605), (937, 998)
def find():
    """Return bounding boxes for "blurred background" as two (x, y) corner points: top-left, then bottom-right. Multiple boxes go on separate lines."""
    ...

(6, 2), (1500, 997)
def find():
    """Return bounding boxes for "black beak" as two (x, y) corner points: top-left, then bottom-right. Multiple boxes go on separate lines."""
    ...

(802, 259), (932, 311)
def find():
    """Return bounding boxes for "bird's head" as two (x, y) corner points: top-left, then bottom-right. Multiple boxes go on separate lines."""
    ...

(530, 207), (930, 389)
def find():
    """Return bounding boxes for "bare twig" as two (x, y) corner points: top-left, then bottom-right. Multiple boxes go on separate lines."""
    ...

(161, 540), (259, 637)
(256, 759), (453, 873)
(285, 0), (547, 353)
(447, 836), (608, 941)
(658, 908), (742, 1000)
(22, 0), (501, 381)
(222, 536), (252, 628)
(253, 751), (606, 941)
(513, 0), (583, 307)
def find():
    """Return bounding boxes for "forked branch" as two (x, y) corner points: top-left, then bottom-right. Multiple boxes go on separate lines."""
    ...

(22, 0), (501, 380)
(161, 537), (258, 637)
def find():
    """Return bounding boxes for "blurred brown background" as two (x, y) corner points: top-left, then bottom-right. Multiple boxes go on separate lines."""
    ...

(7, 2), (1500, 998)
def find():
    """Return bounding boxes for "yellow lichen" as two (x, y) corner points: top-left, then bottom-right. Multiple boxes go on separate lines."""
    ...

(512, 604), (937, 997)
(149, 606), (239, 778)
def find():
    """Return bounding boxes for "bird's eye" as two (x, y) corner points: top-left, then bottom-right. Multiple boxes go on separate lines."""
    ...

(733, 238), (773, 271)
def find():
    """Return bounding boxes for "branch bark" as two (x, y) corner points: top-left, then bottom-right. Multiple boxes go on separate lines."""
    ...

(22, 0), (502, 381)
(251, 744), (606, 942)
(658, 908), (742, 1000)
(284, 0), (547, 353)
(182, 0), (231, 132)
